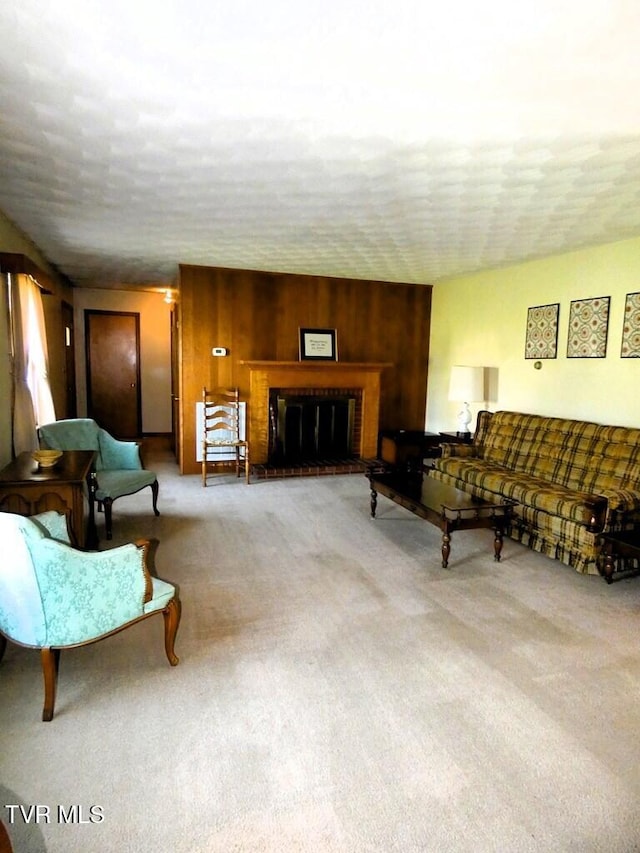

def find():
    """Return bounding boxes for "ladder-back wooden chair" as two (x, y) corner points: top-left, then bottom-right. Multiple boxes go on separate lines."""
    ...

(202, 387), (250, 486)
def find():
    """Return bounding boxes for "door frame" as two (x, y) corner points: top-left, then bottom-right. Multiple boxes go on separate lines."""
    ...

(61, 300), (77, 418)
(170, 303), (180, 458)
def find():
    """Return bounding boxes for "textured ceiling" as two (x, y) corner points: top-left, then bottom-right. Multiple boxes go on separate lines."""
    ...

(1, 0), (640, 290)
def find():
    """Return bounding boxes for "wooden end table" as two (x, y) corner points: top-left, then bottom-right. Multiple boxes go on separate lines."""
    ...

(378, 430), (443, 472)
(439, 431), (474, 444)
(368, 469), (516, 568)
(0, 450), (98, 548)
(599, 530), (640, 583)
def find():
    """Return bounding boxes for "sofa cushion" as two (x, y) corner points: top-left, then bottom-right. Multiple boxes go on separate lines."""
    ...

(30, 510), (72, 543)
(479, 411), (640, 497)
(436, 457), (603, 525)
(95, 469), (157, 502)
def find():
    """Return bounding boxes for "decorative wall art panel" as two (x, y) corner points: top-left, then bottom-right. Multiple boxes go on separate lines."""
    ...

(567, 296), (610, 358)
(525, 303), (559, 359)
(621, 291), (640, 357)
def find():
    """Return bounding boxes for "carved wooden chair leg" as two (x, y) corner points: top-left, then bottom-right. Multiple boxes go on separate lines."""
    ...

(163, 597), (181, 666)
(245, 448), (250, 484)
(0, 633), (7, 664)
(0, 818), (14, 853)
(151, 480), (160, 516)
(41, 648), (61, 722)
(102, 498), (114, 539)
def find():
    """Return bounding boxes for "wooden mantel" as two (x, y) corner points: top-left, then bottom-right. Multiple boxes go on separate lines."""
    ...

(240, 361), (392, 464)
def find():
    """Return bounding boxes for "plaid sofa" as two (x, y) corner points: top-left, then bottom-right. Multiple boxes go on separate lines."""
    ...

(430, 410), (640, 574)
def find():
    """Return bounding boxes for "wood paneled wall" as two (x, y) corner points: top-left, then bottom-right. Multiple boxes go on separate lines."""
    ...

(178, 264), (432, 474)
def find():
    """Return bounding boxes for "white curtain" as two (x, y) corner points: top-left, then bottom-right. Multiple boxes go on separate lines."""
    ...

(11, 274), (56, 455)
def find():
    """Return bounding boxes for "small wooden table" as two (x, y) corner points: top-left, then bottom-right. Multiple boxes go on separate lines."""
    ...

(599, 530), (640, 583)
(368, 469), (516, 568)
(0, 450), (98, 548)
(378, 430), (442, 471)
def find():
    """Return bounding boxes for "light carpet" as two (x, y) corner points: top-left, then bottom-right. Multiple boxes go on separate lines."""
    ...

(2, 451), (640, 853)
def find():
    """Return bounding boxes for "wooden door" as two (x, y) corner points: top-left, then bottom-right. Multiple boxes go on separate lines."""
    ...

(85, 310), (141, 438)
(61, 301), (77, 418)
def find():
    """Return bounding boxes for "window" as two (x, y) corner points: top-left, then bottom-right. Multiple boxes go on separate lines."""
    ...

(5, 272), (56, 454)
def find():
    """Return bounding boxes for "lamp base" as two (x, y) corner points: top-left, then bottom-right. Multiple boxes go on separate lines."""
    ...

(456, 403), (472, 434)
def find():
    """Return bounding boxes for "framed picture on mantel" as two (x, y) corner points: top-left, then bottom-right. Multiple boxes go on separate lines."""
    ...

(299, 328), (338, 361)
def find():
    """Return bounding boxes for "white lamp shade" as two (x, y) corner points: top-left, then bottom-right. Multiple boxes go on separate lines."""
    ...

(448, 365), (485, 402)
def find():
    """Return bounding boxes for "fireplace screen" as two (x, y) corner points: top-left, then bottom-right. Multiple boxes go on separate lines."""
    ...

(271, 394), (356, 463)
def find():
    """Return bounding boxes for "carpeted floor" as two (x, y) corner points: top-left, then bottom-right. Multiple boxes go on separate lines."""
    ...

(2, 449), (640, 852)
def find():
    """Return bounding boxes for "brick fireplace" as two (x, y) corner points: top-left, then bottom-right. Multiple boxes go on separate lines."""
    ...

(240, 362), (390, 465)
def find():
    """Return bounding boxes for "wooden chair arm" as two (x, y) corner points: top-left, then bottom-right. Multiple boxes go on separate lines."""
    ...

(133, 538), (162, 601)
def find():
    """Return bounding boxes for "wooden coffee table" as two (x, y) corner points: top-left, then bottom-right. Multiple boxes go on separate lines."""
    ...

(368, 470), (516, 568)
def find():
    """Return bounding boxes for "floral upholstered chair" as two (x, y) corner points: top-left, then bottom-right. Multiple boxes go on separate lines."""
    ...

(0, 511), (181, 721)
(38, 418), (159, 540)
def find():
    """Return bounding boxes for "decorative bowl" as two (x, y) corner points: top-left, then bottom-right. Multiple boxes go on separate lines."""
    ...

(32, 449), (63, 468)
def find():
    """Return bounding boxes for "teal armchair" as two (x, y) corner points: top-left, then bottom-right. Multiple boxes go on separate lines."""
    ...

(38, 418), (159, 540)
(0, 510), (181, 721)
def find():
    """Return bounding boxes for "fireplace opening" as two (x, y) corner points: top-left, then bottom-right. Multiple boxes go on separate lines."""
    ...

(269, 391), (358, 464)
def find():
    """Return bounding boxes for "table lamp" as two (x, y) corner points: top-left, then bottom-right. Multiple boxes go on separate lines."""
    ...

(448, 365), (485, 436)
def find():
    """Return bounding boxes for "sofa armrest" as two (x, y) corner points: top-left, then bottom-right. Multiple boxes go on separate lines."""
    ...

(601, 490), (640, 513)
(98, 430), (143, 470)
(598, 490), (640, 527)
(34, 539), (155, 645)
(440, 443), (479, 459)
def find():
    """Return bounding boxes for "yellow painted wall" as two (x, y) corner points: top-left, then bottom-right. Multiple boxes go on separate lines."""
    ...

(72, 288), (173, 434)
(427, 236), (640, 433)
